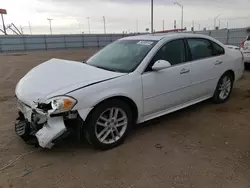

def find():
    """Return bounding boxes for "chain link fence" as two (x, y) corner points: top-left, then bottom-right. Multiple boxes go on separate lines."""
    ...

(0, 28), (248, 52)
(187, 28), (247, 46)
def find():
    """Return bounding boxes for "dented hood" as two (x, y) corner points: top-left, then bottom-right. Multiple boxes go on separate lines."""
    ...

(15, 58), (125, 105)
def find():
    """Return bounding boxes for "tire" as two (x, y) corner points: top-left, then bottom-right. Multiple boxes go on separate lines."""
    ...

(245, 63), (250, 70)
(213, 72), (234, 104)
(84, 99), (132, 150)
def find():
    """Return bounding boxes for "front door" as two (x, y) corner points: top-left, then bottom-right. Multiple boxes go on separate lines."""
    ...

(142, 39), (192, 118)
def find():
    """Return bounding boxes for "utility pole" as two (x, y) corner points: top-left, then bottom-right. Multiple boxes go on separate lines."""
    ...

(78, 23), (82, 34)
(1, 14), (6, 35)
(174, 2), (184, 29)
(162, 20), (165, 31)
(198, 24), (201, 31)
(151, 0), (154, 33)
(218, 19), (221, 29)
(47, 18), (53, 34)
(214, 14), (220, 29)
(174, 20), (176, 29)
(192, 20), (194, 30)
(227, 21), (229, 29)
(136, 20), (138, 33)
(87, 17), (90, 34)
(28, 21), (32, 35)
(103, 16), (106, 34)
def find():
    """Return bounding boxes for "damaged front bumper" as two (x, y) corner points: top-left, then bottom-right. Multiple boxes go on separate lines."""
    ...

(15, 100), (74, 149)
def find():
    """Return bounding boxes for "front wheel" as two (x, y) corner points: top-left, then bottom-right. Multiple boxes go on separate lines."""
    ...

(84, 99), (132, 150)
(213, 73), (234, 103)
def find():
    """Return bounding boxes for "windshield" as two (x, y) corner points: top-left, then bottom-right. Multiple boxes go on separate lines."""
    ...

(87, 40), (157, 73)
(247, 36), (250, 40)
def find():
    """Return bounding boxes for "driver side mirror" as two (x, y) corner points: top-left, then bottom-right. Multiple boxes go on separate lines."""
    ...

(152, 60), (171, 71)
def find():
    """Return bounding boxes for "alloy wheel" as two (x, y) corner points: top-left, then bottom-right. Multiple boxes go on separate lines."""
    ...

(95, 107), (128, 144)
(219, 76), (232, 100)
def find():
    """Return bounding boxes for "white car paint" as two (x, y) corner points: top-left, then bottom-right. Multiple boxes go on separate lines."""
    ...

(15, 58), (126, 106)
(35, 117), (66, 148)
(225, 45), (240, 50)
(15, 33), (244, 148)
(142, 61), (192, 117)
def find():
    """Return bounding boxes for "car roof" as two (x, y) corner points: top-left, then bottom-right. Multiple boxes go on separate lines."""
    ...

(119, 33), (212, 41)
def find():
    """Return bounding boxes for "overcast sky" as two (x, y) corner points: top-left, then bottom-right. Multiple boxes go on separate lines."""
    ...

(1, 0), (250, 34)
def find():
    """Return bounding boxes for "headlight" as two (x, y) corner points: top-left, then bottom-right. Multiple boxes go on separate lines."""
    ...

(37, 96), (77, 114)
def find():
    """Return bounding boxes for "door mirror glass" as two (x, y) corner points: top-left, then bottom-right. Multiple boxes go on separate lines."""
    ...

(152, 60), (171, 71)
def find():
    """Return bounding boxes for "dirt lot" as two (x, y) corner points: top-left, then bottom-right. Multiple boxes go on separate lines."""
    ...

(0, 49), (250, 188)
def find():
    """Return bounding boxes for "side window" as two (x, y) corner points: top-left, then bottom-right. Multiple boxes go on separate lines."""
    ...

(187, 38), (213, 61)
(152, 39), (186, 66)
(212, 42), (225, 56)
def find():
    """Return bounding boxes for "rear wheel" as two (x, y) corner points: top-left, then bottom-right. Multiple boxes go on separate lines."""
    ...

(213, 73), (233, 103)
(84, 99), (132, 150)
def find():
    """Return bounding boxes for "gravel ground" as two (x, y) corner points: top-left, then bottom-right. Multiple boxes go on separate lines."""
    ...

(0, 49), (250, 188)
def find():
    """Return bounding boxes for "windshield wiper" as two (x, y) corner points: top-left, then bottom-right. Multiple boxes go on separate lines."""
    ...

(86, 63), (129, 73)
(93, 65), (123, 73)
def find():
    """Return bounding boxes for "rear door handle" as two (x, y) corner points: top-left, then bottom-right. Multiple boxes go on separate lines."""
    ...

(215, 60), (223, 65)
(180, 69), (190, 74)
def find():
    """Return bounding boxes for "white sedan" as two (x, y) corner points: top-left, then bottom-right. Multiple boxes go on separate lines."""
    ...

(241, 36), (250, 66)
(15, 33), (244, 150)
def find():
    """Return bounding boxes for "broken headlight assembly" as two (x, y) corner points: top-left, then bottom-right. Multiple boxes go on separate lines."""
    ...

(37, 96), (77, 115)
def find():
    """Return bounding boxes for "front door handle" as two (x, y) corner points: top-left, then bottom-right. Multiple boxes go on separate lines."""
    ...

(180, 68), (190, 74)
(215, 60), (223, 65)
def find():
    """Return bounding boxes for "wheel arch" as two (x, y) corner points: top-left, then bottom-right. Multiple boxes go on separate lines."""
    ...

(215, 70), (235, 91)
(223, 69), (235, 82)
(78, 95), (139, 124)
(213, 69), (235, 104)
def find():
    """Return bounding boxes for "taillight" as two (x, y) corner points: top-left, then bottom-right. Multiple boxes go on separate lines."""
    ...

(241, 40), (246, 48)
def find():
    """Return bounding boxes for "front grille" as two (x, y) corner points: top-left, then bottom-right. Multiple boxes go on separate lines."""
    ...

(15, 120), (27, 136)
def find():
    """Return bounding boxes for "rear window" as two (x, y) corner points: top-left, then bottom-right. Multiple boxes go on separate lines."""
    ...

(187, 38), (213, 60)
(212, 41), (225, 56)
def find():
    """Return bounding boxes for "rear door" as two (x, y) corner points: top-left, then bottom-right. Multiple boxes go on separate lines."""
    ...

(186, 38), (226, 100)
